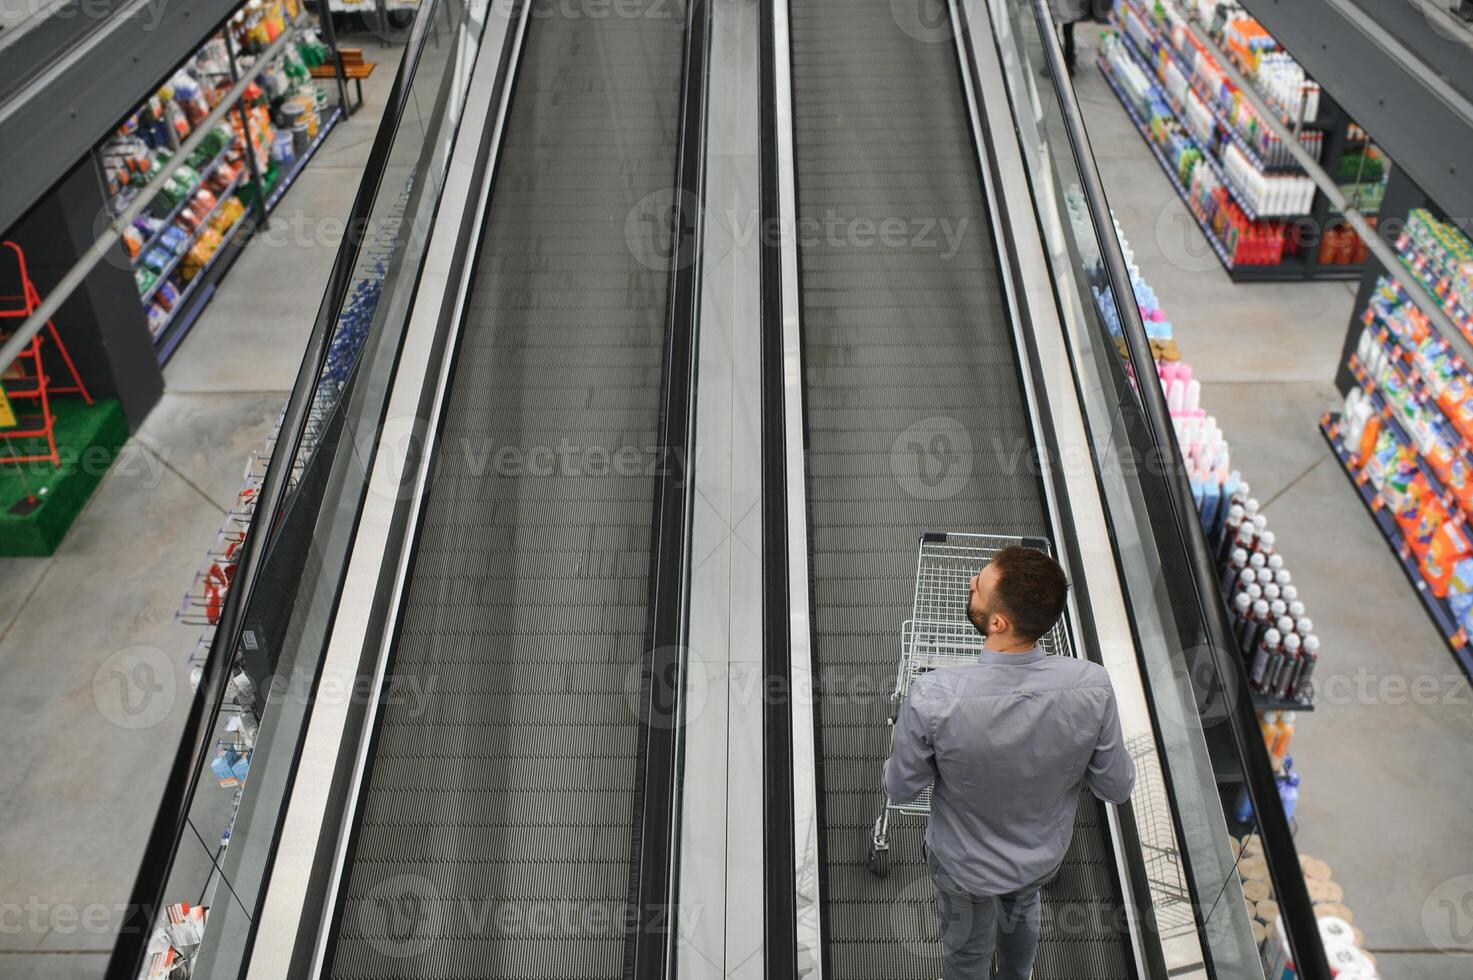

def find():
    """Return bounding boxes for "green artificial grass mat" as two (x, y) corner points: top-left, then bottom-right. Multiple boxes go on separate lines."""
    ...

(0, 399), (127, 556)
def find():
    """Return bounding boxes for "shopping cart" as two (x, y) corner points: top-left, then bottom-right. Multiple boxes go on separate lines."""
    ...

(866, 532), (1073, 878)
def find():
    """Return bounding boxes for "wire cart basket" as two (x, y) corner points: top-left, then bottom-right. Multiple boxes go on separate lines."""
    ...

(1126, 733), (1198, 936)
(866, 532), (1072, 878)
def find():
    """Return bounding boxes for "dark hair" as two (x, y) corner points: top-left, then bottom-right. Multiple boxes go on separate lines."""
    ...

(988, 546), (1069, 642)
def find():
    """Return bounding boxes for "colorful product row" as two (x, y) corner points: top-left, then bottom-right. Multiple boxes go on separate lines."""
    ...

(1110, 220), (1319, 715)
(1190, 0), (1322, 126)
(1128, 0), (1322, 171)
(1399, 209), (1473, 335)
(1102, 33), (1308, 269)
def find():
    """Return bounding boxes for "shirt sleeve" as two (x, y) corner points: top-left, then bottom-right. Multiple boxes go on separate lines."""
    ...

(883, 681), (938, 804)
(1085, 683), (1137, 805)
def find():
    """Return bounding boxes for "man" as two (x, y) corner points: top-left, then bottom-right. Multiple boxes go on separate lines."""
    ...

(1050, 0), (1090, 76)
(883, 546), (1136, 980)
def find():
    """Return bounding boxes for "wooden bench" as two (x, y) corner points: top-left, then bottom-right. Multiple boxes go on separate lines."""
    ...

(311, 48), (377, 115)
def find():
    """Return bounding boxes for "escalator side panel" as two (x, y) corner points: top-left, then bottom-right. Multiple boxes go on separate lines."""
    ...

(328, 7), (684, 978)
(788, 1), (1132, 976)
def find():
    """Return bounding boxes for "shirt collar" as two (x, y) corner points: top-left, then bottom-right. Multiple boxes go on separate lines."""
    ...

(976, 645), (1045, 666)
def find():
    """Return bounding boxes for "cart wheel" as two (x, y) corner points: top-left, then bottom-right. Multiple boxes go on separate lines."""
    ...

(867, 846), (890, 879)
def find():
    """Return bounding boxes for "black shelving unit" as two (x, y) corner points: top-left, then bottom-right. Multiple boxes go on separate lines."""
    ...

(1102, 1), (1380, 283)
(1320, 415), (1473, 680)
(1326, 163), (1473, 679)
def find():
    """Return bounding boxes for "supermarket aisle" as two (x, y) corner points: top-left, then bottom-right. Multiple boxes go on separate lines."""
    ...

(0, 43), (403, 980)
(1075, 26), (1473, 979)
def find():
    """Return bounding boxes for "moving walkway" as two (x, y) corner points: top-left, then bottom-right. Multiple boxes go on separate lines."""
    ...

(107, 1), (1333, 978)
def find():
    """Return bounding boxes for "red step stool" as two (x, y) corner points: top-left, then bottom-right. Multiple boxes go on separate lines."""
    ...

(0, 241), (93, 466)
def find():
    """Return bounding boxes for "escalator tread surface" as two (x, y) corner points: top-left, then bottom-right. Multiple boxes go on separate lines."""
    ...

(789, 1), (1134, 976)
(327, 8), (683, 979)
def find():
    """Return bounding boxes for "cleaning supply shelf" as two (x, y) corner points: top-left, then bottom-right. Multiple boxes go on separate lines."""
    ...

(1321, 414), (1473, 680)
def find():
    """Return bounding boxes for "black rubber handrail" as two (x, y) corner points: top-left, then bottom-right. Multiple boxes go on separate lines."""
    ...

(757, 1), (799, 977)
(104, 6), (443, 977)
(1023, 1), (1331, 977)
(627, 1), (712, 977)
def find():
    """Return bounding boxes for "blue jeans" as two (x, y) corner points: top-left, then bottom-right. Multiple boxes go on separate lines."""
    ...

(928, 850), (1042, 980)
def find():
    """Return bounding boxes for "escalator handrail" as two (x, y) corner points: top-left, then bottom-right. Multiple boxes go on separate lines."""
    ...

(104, 5), (444, 977)
(1021, 1), (1331, 977)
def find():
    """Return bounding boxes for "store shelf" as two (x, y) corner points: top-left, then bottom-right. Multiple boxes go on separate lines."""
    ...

(1394, 247), (1473, 335)
(1344, 355), (1468, 511)
(264, 106), (342, 213)
(138, 171), (245, 305)
(153, 207), (253, 362)
(1310, 262), (1364, 281)
(1113, 25), (1286, 223)
(127, 139), (239, 269)
(1098, 55), (1236, 273)
(1120, 0), (1308, 179)
(1252, 692), (1314, 713)
(1101, 49), (1355, 287)
(1320, 414), (1473, 680)
(1358, 309), (1473, 438)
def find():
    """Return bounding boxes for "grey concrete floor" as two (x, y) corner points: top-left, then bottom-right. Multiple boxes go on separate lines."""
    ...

(1075, 26), (1473, 979)
(0, 37), (402, 979)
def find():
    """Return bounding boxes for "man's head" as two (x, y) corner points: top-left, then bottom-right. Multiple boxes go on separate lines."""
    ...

(966, 546), (1069, 647)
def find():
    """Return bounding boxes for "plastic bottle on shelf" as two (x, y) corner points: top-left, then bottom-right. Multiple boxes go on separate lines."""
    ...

(1270, 632), (1302, 697)
(1293, 636), (1319, 701)
(1223, 548), (1251, 595)
(1273, 712), (1296, 762)
(1250, 628), (1283, 687)
(1233, 591), (1254, 629)
(1241, 599), (1272, 653)
(1223, 523), (1257, 571)
(1233, 783), (1255, 824)
(1279, 760), (1301, 821)
(1260, 710), (1281, 751)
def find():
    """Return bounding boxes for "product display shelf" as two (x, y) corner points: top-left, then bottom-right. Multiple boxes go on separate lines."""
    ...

(1114, 16), (1282, 223)
(1098, 55), (1237, 272)
(127, 138), (241, 270)
(1252, 693), (1313, 713)
(1103, 216), (1317, 713)
(152, 206), (253, 360)
(1320, 415), (1473, 677)
(1345, 355), (1466, 516)
(139, 170), (246, 305)
(144, 178), (415, 973)
(1396, 254), (1473, 337)
(1100, 46), (1344, 283)
(1305, 262), (1364, 282)
(1123, 0), (1305, 177)
(1355, 304), (1473, 470)
(263, 105), (342, 213)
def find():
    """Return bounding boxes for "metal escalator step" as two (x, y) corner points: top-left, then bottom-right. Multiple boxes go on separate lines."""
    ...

(790, 0), (1132, 976)
(326, 7), (683, 978)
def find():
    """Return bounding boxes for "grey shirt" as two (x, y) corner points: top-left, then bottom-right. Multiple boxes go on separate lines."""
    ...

(883, 646), (1136, 897)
